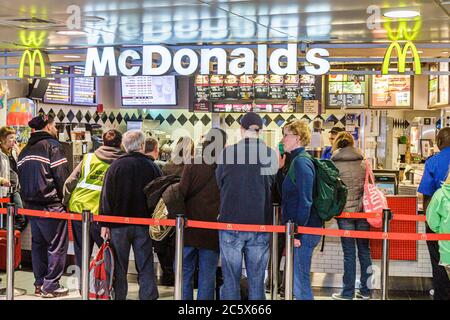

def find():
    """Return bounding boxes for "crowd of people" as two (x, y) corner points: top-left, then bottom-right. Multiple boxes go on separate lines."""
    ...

(1, 112), (449, 300)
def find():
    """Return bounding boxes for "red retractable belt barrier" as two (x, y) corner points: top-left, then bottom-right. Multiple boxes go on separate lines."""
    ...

(4, 206), (449, 242)
(337, 212), (427, 222)
(0, 198), (10, 204)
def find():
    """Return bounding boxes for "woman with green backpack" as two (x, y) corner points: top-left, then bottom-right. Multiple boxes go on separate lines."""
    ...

(278, 120), (322, 300)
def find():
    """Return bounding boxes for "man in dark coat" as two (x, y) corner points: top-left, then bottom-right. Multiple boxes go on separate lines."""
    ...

(100, 130), (162, 300)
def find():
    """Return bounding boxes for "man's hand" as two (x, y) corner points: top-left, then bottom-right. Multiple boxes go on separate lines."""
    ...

(101, 227), (111, 240)
(294, 239), (301, 247)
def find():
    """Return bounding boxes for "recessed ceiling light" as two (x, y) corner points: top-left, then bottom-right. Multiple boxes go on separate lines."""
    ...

(57, 30), (87, 36)
(63, 55), (81, 59)
(442, 51), (449, 54)
(383, 10), (421, 18)
(417, 50), (424, 53)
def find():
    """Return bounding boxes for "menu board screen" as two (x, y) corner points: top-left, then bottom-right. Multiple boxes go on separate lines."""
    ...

(209, 75), (225, 100)
(328, 75), (366, 108)
(224, 75), (239, 99)
(194, 75), (210, 111)
(299, 75), (316, 101)
(71, 66), (96, 105)
(429, 65), (438, 106)
(213, 103), (293, 113)
(254, 75), (269, 99)
(239, 75), (254, 100)
(121, 76), (177, 106)
(268, 75), (285, 99)
(371, 75), (411, 107)
(44, 66), (71, 104)
(284, 75), (299, 100)
(439, 62), (449, 105)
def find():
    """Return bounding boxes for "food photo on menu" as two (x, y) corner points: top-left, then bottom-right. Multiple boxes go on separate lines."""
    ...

(239, 75), (254, 100)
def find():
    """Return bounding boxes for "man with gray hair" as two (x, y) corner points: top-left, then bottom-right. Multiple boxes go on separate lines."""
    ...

(100, 130), (162, 300)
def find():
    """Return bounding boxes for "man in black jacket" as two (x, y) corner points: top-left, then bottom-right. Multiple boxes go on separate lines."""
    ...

(17, 114), (70, 298)
(100, 130), (162, 300)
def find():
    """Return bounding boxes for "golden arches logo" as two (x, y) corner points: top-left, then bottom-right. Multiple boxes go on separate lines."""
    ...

(19, 49), (47, 78)
(382, 41), (422, 75)
(19, 30), (47, 48)
(384, 17), (422, 41)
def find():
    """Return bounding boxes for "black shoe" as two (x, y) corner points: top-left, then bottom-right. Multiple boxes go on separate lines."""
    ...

(40, 285), (69, 298)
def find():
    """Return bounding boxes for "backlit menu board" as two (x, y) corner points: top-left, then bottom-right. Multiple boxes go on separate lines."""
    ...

(268, 75), (285, 99)
(328, 74), (366, 108)
(44, 66), (70, 104)
(371, 75), (411, 107)
(285, 75), (300, 100)
(239, 75), (254, 100)
(429, 64), (439, 106)
(438, 62), (449, 105)
(254, 75), (269, 99)
(213, 103), (293, 113)
(71, 66), (96, 105)
(224, 75), (239, 99)
(299, 75), (316, 101)
(194, 75), (210, 111)
(209, 75), (225, 100)
(121, 76), (177, 106)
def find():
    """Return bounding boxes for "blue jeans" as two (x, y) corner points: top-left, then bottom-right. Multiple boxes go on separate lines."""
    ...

(183, 246), (219, 300)
(219, 230), (270, 300)
(111, 225), (158, 300)
(293, 234), (321, 300)
(337, 218), (373, 298)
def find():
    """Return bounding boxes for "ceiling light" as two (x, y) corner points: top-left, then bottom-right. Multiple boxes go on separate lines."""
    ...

(417, 50), (423, 53)
(63, 55), (81, 59)
(441, 51), (449, 54)
(383, 10), (421, 18)
(57, 30), (87, 36)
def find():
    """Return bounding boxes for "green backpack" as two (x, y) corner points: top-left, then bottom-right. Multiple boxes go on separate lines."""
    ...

(287, 152), (348, 222)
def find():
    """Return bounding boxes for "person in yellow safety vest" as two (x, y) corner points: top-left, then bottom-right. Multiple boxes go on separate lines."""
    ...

(63, 129), (125, 291)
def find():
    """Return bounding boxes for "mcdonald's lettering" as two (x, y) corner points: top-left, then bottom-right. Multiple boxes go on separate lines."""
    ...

(19, 49), (47, 78)
(382, 41), (422, 75)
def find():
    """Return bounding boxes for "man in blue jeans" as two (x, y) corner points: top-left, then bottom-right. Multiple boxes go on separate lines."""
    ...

(100, 130), (162, 300)
(216, 112), (278, 300)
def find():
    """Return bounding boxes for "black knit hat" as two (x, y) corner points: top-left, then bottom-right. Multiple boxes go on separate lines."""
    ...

(240, 112), (263, 131)
(28, 114), (52, 130)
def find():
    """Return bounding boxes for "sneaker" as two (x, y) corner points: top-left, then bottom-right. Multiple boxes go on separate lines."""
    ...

(40, 285), (69, 298)
(355, 291), (371, 300)
(331, 293), (353, 300)
(34, 286), (42, 297)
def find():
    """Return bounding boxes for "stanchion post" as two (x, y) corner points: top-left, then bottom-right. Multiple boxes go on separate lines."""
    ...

(81, 210), (92, 300)
(6, 202), (15, 300)
(284, 220), (295, 300)
(271, 205), (279, 300)
(174, 214), (185, 300)
(380, 208), (392, 301)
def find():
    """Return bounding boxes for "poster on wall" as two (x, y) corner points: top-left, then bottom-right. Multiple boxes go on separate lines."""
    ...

(7, 98), (35, 126)
(371, 75), (411, 107)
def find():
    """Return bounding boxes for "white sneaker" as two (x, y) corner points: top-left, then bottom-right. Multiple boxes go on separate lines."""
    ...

(355, 291), (371, 300)
(40, 285), (69, 298)
(331, 293), (353, 300)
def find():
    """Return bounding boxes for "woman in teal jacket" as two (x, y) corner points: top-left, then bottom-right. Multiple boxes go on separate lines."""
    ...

(426, 174), (450, 272)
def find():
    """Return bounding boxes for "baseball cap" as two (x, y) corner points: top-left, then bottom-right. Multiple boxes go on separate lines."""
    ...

(240, 112), (263, 131)
(330, 126), (345, 134)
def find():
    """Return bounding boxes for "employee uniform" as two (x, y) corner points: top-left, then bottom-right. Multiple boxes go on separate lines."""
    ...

(418, 145), (450, 300)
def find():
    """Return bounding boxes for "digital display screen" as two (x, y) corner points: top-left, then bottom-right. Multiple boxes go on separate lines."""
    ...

(371, 75), (411, 107)
(121, 76), (177, 106)
(71, 66), (96, 105)
(44, 66), (71, 104)
(328, 75), (366, 108)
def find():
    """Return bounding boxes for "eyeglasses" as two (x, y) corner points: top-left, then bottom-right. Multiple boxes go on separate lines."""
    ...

(283, 133), (297, 138)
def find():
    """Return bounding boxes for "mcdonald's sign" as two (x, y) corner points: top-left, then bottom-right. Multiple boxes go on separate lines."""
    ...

(18, 49), (50, 78)
(382, 41), (422, 75)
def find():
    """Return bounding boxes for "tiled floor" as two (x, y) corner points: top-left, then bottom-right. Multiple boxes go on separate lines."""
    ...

(0, 270), (432, 301)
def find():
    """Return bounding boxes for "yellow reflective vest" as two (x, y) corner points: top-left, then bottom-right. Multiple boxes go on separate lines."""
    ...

(68, 153), (110, 215)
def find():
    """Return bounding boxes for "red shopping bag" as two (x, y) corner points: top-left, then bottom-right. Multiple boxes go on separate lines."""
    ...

(362, 160), (386, 228)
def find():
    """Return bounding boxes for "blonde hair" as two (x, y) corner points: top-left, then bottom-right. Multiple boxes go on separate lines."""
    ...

(0, 126), (16, 154)
(332, 132), (354, 152)
(283, 120), (311, 146)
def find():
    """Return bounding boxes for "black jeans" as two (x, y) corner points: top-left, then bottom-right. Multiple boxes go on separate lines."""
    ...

(71, 220), (104, 289)
(111, 225), (158, 300)
(426, 223), (450, 300)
